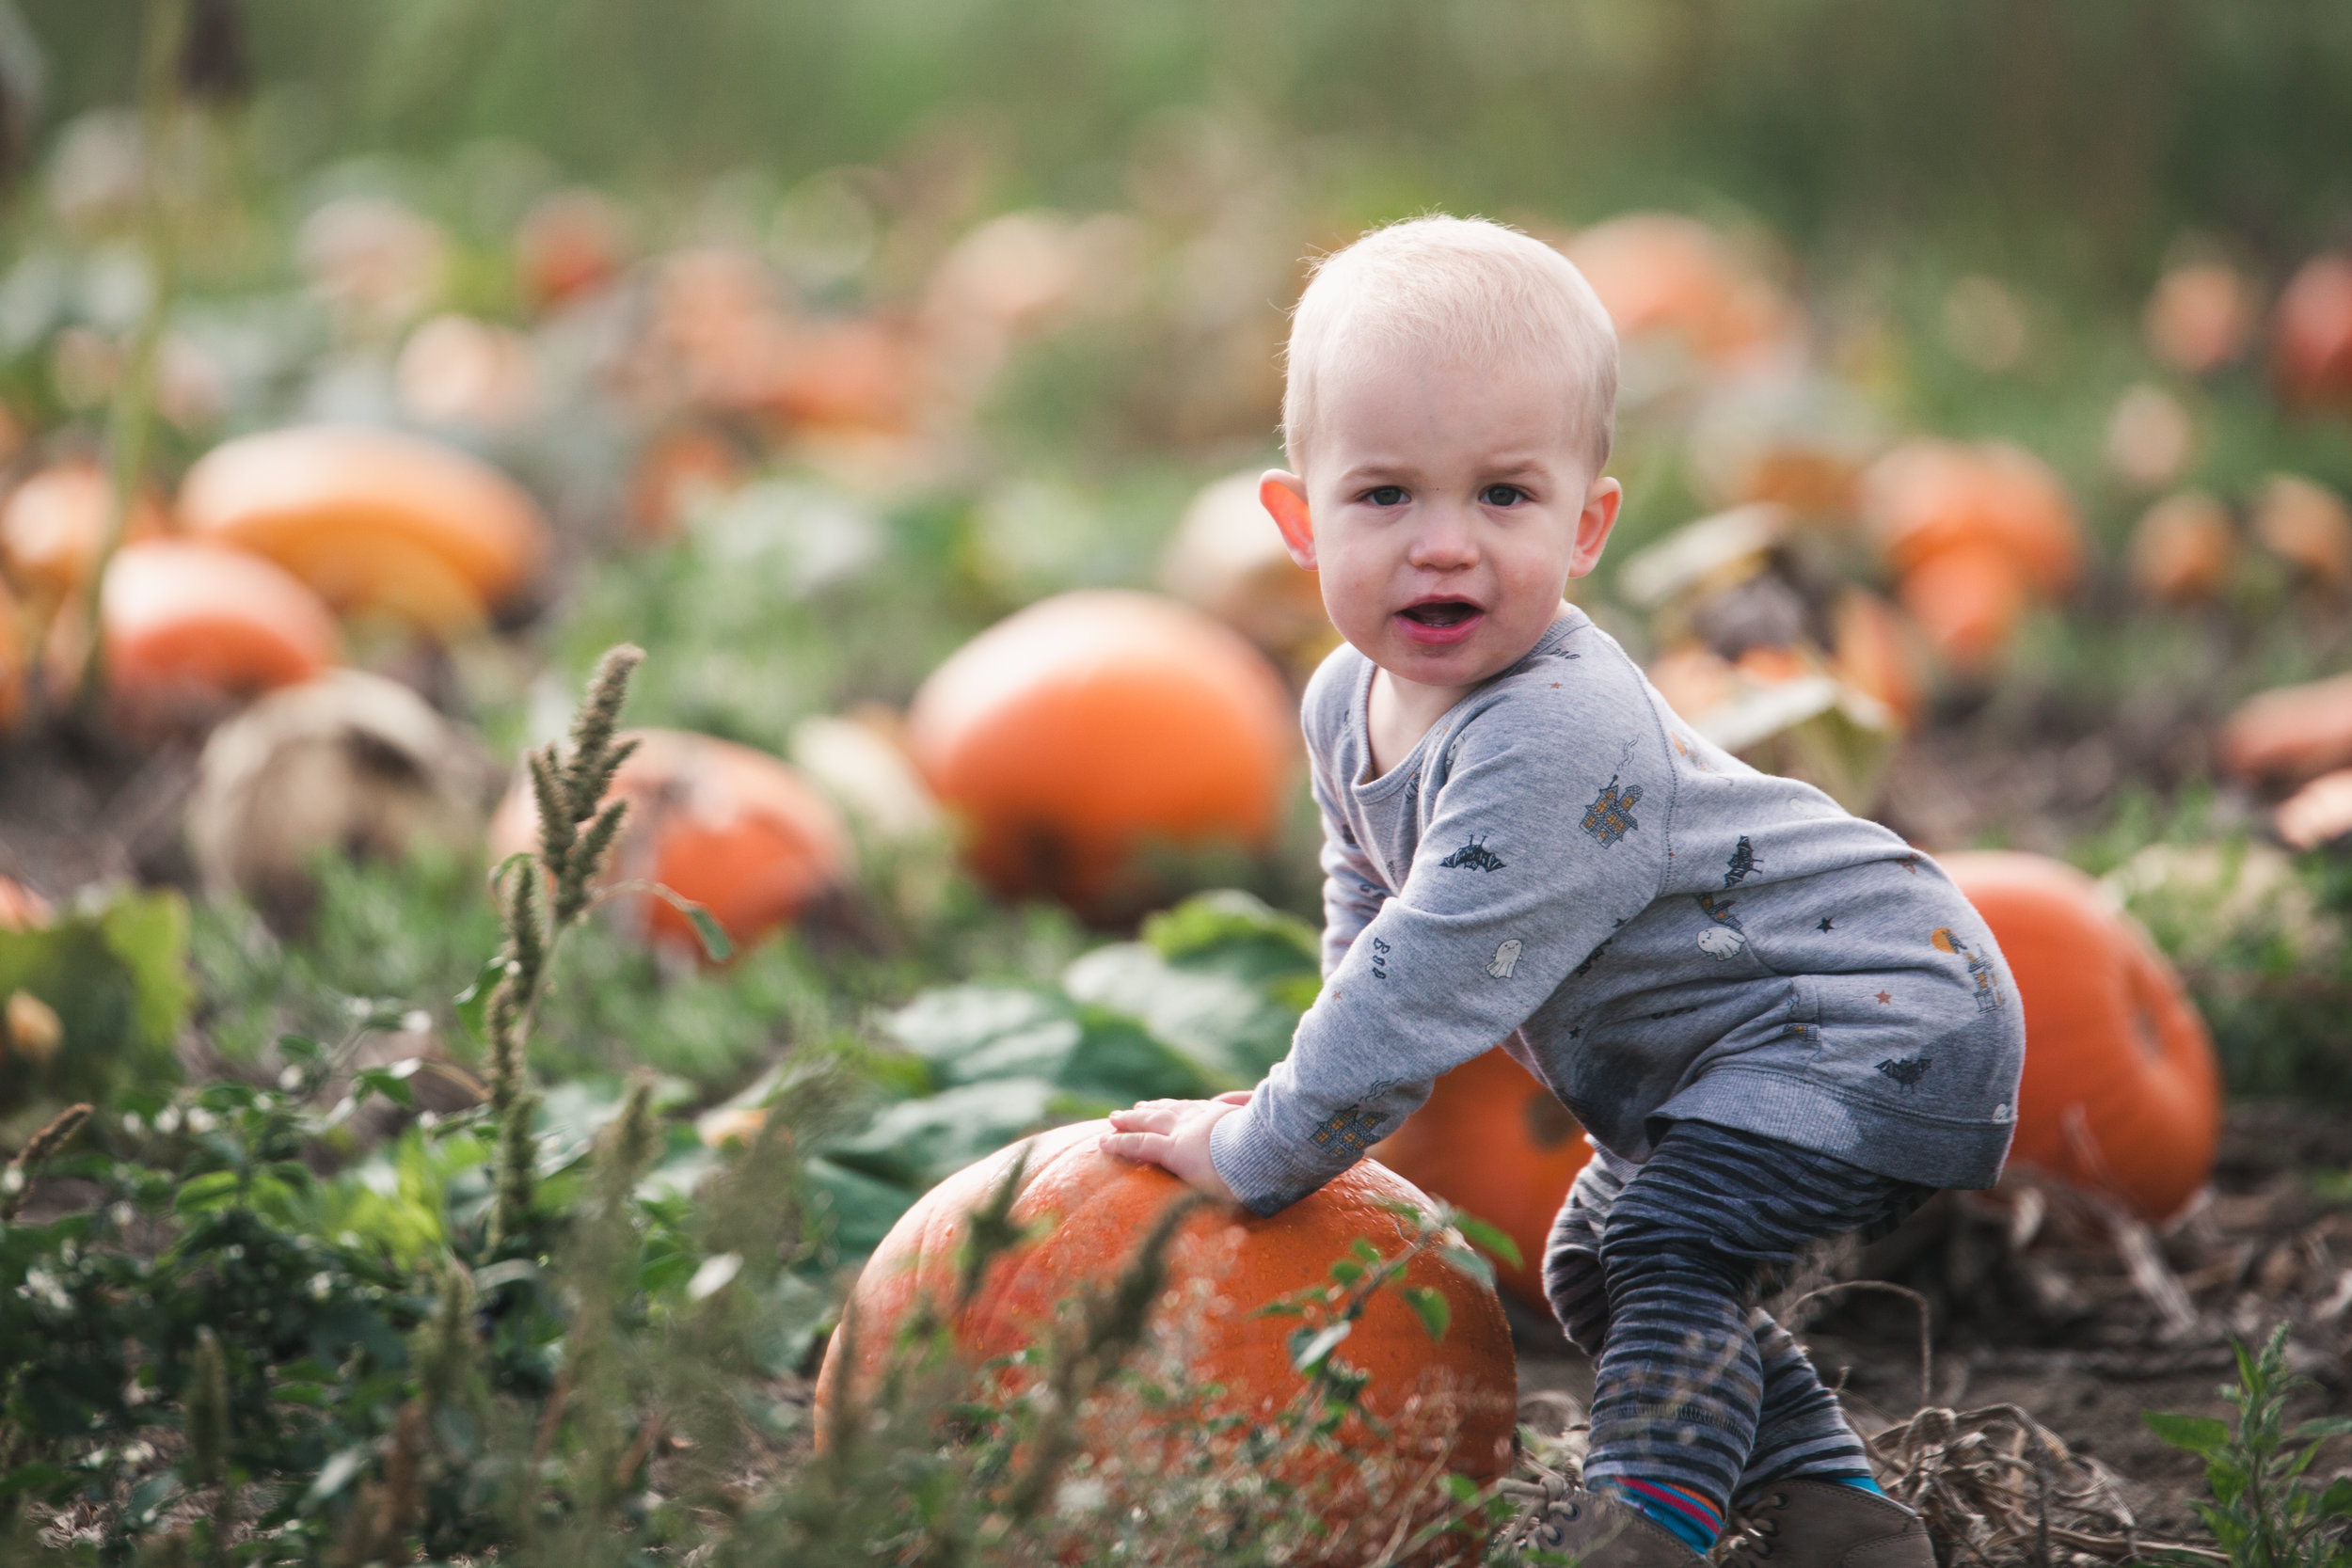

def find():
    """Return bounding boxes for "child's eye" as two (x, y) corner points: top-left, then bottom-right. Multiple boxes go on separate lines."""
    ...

(1363, 485), (1406, 507)
(1482, 483), (1526, 507)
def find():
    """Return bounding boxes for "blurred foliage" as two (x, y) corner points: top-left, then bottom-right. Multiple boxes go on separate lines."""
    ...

(2076, 799), (2352, 1102)
(0, 886), (189, 1137)
(24, 0), (2352, 282)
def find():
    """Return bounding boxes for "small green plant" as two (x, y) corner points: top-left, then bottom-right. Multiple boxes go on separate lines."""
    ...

(2145, 1323), (2352, 1568)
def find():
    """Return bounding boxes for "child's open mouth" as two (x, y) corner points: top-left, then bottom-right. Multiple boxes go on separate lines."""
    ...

(1395, 598), (1485, 645)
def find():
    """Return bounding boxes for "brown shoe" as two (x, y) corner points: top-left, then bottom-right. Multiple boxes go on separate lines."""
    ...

(1493, 1476), (1705, 1567)
(1723, 1479), (1934, 1568)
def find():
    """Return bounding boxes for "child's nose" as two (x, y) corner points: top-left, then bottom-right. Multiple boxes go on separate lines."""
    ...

(1407, 503), (1480, 568)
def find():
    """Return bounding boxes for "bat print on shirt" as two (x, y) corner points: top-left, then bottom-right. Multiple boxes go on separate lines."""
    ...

(1439, 834), (1507, 872)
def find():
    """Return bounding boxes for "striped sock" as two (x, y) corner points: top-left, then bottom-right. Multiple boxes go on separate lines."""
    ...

(1603, 1478), (1724, 1554)
(1837, 1473), (1886, 1497)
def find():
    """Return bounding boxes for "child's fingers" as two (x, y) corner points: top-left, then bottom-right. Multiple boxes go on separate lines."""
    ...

(1106, 1104), (1182, 1132)
(1097, 1129), (1173, 1165)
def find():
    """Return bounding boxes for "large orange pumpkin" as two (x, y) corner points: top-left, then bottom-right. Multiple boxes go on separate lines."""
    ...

(176, 425), (550, 636)
(101, 540), (340, 726)
(1941, 851), (2220, 1222)
(1373, 1048), (1591, 1308)
(487, 727), (850, 958)
(906, 590), (1295, 915)
(2272, 253), (2352, 411)
(816, 1120), (1516, 1563)
(2216, 673), (2352, 788)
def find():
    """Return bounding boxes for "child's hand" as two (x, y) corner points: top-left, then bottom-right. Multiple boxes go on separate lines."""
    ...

(1098, 1091), (1252, 1204)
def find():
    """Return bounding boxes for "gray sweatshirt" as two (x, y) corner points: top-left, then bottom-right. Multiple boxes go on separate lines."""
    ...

(1209, 608), (2026, 1217)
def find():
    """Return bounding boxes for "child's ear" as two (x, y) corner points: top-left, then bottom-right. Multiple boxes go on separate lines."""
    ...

(1568, 476), (1623, 578)
(1260, 471), (1316, 570)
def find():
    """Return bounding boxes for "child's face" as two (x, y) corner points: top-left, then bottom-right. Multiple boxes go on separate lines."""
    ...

(1263, 346), (1621, 696)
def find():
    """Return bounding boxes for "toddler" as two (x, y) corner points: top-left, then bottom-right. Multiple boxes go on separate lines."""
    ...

(1102, 215), (2023, 1568)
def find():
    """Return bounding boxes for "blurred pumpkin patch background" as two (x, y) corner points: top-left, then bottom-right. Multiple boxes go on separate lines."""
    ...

(0, 2), (2349, 1562)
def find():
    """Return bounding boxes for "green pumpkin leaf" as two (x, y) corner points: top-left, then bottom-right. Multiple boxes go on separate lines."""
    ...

(1402, 1286), (1452, 1342)
(2143, 1411), (2232, 1458)
(1290, 1321), (1352, 1373)
(1451, 1214), (1525, 1269)
(1438, 1245), (1496, 1289)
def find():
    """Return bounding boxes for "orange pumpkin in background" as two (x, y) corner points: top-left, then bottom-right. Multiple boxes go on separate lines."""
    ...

(2249, 474), (2352, 590)
(0, 460), (170, 609)
(0, 575), (24, 732)
(764, 317), (922, 436)
(1562, 213), (1797, 366)
(627, 425), (745, 539)
(906, 590), (1295, 917)
(2144, 260), (2257, 376)
(815, 1120), (1516, 1564)
(1158, 468), (1334, 678)
(1829, 589), (1929, 725)
(177, 425), (550, 637)
(2271, 253), (2352, 411)
(2216, 672), (2352, 788)
(1893, 544), (2027, 670)
(516, 189), (630, 310)
(1942, 851), (2220, 1223)
(1373, 1048), (1592, 1307)
(2128, 492), (2237, 605)
(1861, 439), (2082, 667)
(0, 875), (49, 930)
(101, 540), (340, 728)
(488, 727), (850, 958)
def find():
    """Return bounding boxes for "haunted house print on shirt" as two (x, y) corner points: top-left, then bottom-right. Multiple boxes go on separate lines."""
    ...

(1581, 775), (1644, 847)
(1724, 836), (1760, 887)
(1931, 927), (2004, 1013)
(1310, 1103), (1384, 1154)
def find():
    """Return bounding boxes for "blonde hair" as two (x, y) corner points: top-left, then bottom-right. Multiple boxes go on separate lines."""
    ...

(1281, 214), (1619, 476)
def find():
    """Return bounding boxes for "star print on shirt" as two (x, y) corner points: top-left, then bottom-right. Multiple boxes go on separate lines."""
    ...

(1875, 990), (1892, 1004)
(1818, 917), (1835, 932)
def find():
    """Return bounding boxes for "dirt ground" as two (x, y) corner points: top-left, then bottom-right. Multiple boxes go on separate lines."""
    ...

(1512, 1100), (2352, 1548)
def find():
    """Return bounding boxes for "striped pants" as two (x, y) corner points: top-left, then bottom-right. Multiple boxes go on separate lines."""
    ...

(1542, 1119), (1932, 1509)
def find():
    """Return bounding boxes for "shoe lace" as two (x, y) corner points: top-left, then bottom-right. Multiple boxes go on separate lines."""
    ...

(1496, 1466), (1584, 1551)
(1722, 1492), (1790, 1562)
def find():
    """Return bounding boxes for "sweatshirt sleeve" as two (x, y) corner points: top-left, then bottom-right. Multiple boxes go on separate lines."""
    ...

(1313, 760), (1390, 978)
(1211, 676), (1673, 1214)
